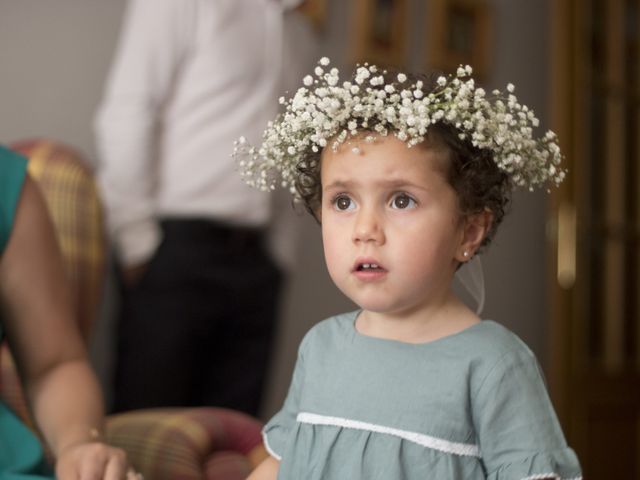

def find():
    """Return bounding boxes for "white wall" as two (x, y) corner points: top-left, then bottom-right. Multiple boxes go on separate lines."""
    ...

(0, 0), (125, 156)
(0, 0), (551, 420)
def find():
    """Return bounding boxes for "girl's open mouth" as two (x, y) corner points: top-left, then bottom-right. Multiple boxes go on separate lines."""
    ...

(353, 260), (387, 280)
(356, 263), (384, 272)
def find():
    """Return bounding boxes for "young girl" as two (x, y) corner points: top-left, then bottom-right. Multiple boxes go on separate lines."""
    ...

(234, 58), (582, 480)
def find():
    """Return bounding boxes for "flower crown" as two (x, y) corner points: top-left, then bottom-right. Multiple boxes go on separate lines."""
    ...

(233, 57), (565, 200)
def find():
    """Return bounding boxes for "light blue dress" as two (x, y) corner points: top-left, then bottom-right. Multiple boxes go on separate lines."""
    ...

(265, 310), (582, 479)
(0, 145), (54, 479)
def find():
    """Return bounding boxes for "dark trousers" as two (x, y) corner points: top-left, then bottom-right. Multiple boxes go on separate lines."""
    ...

(112, 219), (282, 416)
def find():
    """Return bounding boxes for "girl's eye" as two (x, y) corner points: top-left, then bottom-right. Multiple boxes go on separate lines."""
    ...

(333, 195), (355, 211)
(391, 193), (417, 209)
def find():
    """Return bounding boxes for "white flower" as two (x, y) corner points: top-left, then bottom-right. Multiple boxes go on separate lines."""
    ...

(303, 75), (313, 86)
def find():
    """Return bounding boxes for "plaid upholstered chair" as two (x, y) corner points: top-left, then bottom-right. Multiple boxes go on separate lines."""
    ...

(0, 139), (268, 480)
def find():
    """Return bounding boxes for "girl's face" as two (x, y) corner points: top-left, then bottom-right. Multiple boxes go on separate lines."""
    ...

(320, 135), (467, 318)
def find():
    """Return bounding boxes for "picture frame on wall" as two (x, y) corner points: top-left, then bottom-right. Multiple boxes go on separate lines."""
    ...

(427, 0), (492, 79)
(351, 0), (408, 68)
(297, 0), (328, 31)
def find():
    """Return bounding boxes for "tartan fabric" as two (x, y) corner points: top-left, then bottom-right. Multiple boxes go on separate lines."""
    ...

(106, 407), (267, 480)
(204, 451), (258, 480)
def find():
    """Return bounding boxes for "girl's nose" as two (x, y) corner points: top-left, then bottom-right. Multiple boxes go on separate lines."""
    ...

(352, 207), (385, 244)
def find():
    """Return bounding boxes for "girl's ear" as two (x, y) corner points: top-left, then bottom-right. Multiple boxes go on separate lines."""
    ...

(456, 209), (493, 262)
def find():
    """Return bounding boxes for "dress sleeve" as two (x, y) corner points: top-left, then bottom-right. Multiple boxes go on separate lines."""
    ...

(0, 146), (27, 255)
(262, 332), (310, 461)
(472, 347), (582, 480)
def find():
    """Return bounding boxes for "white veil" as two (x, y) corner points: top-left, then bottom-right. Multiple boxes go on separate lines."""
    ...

(454, 255), (485, 315)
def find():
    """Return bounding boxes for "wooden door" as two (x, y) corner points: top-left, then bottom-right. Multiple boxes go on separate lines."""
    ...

(550, 0), (640, 477)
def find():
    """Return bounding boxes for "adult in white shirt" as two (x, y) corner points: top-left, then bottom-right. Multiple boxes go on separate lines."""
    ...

(95, 0), (314, 415)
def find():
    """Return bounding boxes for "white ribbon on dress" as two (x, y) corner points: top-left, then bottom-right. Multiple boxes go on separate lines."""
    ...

(454, 255), (485, 315)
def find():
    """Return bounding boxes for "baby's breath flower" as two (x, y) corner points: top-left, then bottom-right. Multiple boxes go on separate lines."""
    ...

(233, 58), (566, 199)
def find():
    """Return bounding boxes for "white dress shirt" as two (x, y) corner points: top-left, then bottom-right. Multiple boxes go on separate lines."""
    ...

(95, 0), (307, 266)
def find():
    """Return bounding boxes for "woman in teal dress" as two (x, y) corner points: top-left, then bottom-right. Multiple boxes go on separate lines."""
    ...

(0, 145), (136, 479)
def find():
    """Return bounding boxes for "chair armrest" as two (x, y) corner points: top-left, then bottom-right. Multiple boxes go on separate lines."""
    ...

(105, 407), (267, 480)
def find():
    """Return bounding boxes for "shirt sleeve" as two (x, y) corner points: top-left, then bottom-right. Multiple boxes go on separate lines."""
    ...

(0, 146), (27, 255)
(94, 0), (195, 266)
(262, 332), (311, 461)
(472, 347), (582, 480)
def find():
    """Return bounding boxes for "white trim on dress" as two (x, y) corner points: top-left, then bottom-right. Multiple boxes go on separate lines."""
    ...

(296, 411), (480, 457)
(262, 430), (282, 461)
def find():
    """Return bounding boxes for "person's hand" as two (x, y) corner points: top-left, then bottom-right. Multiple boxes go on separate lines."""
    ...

(55, 441), (141, 480)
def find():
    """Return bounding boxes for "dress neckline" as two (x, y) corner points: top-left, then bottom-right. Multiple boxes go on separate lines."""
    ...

(348, 310), (493, 348)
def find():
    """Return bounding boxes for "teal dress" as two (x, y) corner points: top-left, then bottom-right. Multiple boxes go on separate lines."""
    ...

(265, 311), (582, 480)
(0, 145), (54, 479)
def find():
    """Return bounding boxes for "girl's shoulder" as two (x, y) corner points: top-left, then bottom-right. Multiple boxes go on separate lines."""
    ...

(464, 320), (534, 358)
(464, 321), (547, 395)
(463, 320), (540, 371)
(301, 310), (358, 348)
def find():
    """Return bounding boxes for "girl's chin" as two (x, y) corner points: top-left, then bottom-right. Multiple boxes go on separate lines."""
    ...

(351, 294), (427, 317)
(336, 283), (419, 314)
(351, 298), (408, 315)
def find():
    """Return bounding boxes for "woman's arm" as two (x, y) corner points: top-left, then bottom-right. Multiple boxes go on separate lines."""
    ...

(0, 176), (133, 479)
(247, 456), (280, 480)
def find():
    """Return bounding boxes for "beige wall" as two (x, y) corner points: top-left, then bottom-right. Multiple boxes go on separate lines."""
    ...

(0, 0), (124, 155)
(0, 0), (551, 420)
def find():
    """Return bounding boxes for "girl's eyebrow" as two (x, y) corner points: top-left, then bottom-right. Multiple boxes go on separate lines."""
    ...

(324, 178), (430, 192)
(323, 180), (356, 191)
(377, 178), (429, 191)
